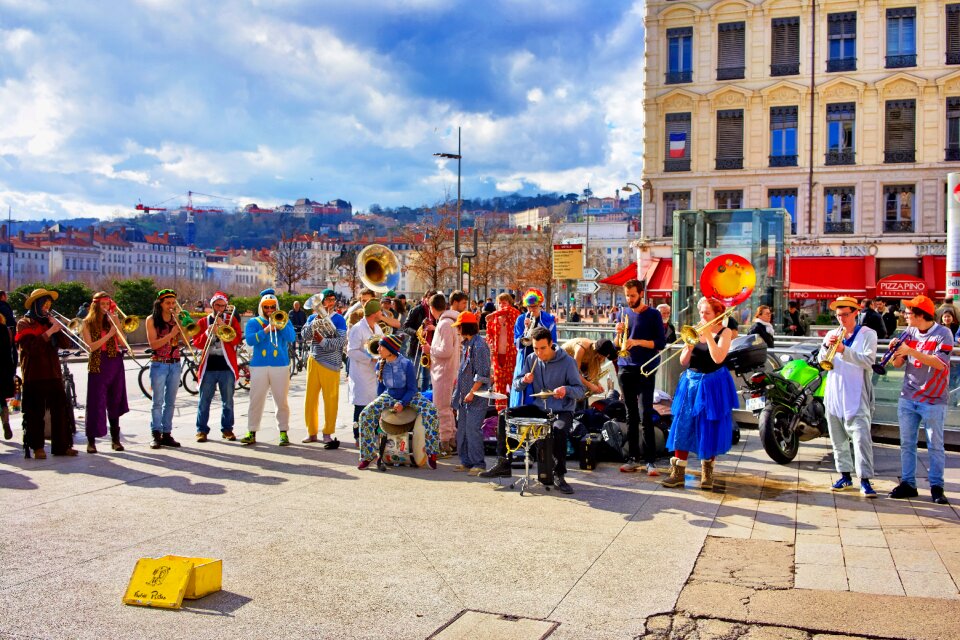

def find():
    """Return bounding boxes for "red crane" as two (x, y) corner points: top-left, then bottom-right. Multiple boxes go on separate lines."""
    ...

(135, 200), (167, 213)
(134, 191), (231, 216)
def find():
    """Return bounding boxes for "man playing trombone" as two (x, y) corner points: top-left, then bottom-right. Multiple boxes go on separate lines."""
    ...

(81, 292), (130, 453)
(302, 288), (347, 445)
(146, 289), (186, 450)
(192, 291), (243, 443)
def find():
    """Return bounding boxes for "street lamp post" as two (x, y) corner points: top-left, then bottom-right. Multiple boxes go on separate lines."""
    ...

(621, 182), (646, 305)
(434, 126), (466, 295)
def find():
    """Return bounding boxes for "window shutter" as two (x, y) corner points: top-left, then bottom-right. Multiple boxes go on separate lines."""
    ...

(828, 12), (856, 37)
(826, 102), (855, 120)
(770, 106), (798, 130)
(718, 22), (745, 77)
(665, 112), (691, 159)
(948, 5), (960, 63)
(716, 109), (744, 168)
(771, 17), (800, 67)
(884, 100), (916, 161)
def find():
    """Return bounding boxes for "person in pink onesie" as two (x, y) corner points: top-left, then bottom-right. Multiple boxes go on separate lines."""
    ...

(423, 292), (461, 454)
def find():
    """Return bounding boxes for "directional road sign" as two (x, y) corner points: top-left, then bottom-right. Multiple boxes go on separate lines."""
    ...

(581, 267), (600, 281)
(576, 281), (601, 295)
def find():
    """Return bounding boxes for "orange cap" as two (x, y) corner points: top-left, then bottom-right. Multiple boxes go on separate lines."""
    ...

(901, 295), (935, 318)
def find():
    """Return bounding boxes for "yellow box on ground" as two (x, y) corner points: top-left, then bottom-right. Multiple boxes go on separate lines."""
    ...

(160, 555), (222, 599)
(122, 557), (193, 609)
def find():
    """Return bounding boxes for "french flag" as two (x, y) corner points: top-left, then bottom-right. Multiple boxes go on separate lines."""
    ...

(669, 132), (686, 158)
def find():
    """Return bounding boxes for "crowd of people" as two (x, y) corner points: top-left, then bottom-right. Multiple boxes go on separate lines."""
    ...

(3, 281), (958, 503)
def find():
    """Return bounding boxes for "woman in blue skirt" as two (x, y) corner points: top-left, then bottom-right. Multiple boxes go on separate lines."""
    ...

(662, 297), (738, 490)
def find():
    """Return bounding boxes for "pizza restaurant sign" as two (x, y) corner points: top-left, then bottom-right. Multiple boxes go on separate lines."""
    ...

(876, 274), (926, 298)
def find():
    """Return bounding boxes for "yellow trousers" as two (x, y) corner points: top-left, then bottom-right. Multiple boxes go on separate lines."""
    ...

(304, 358), (341, 436)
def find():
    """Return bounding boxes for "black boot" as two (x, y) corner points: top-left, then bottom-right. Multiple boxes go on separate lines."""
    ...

(553, 475), (574, 494)
(160, 433), (181, 448)
(110, 424), (124, 451)
(86, 437), (97, 454)
(150, 430), (162, 449)
(2, 405), (11, 440)
(479, 457), (512, 478)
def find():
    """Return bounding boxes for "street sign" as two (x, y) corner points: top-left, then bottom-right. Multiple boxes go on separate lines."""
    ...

(576, 281), (600, 295)
(553, 244), (584, 280)
(581, 267), (600, 281)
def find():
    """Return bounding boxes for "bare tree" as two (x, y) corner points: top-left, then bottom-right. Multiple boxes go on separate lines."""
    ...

(334, 244), (361, 298)
(400, 209), (458, 293)
(470, 225), (508, 300)
(270, 233), (315, 293)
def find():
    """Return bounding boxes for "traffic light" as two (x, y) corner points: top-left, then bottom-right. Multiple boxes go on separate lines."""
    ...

(569, 293), (576, 301)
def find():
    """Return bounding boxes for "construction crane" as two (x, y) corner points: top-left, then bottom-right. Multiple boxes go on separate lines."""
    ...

(134, 200), (168, 213)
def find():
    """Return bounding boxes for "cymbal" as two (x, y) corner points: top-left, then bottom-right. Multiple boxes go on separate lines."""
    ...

(475, 390), (508, 400)
(531, 390), (556, 399)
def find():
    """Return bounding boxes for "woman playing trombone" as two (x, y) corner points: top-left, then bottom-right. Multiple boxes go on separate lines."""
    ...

(145, 288), (185, 450)
(81, 292), (130, 453)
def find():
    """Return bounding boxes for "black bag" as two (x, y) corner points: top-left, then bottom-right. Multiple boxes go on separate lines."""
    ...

(537, 433), (555, 485)
(601, 420), (627, 462)
(578, 408), (608, 434)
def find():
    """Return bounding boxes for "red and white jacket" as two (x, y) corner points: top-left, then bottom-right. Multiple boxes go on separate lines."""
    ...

(192, 313), (243, 382)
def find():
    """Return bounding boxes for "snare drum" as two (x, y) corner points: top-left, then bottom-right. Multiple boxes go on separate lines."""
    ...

(505, 417), (551, 442)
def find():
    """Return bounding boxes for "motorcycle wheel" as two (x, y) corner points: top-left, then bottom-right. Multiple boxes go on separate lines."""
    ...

(758, 404), (800, 464)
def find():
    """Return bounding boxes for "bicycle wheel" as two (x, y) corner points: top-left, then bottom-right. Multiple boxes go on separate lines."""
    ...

(182, 364), (200, 395)
(237, 361), (251, 390)
(138, 366), (152, 400)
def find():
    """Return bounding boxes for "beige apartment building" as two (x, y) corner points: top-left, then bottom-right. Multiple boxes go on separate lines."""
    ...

(640, 0), (958, 303)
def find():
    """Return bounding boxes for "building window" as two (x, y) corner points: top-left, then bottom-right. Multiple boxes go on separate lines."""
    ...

(664, 112), (691, 172)
(827, 12), (857, 72)
(769, 188), (798, 234)
(949, 5), (960, 64)
(769, 106), (798, 167)
(662, 192), (690, 237)
(771, 17), (800, 76)
(886, 8), (916, 68)
(884, 100), (916, 163)
(948, 97), (960, 161)
(824, 187), (855, 234)
(715, 190), (743, 210)
(717, 21), (745, 80)
(666, 27), (693, 84)
(716, 109), (744, 170)
(884, 185), (915, 233)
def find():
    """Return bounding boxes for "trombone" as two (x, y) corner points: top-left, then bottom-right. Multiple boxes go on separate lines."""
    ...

(49, 310), (91, 354)
(639, 308), (736, 377)
(198, 305), (238, 367)
(106, 302), (143, 368)
(172, 301), (203, 362)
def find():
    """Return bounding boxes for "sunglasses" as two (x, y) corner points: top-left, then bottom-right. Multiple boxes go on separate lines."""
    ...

(262, 304), (277, 310)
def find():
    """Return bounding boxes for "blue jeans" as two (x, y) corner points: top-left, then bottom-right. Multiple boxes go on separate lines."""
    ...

(897, 398), (947, 489)
(150, 361), (181, 434)
(196, 369), (235, 433)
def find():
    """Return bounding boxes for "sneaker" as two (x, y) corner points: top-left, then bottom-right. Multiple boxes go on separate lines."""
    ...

(553, 476), (574, 494)
(322, 435), (334, 444)
(159, 433), (181, 448)
(468, 467), (485, 476)
(889, 481), (918, 499)
(240, 432), (256, 446)
(646, 463), (660, 477)
(932, 486), (950, 505)
(428, 454), (438, 470)
(149, 437), (161, 450)
(619, 458), (642, 473)
(278, 432), (290, 446)
(860, 479), (877, 498)
(302, 435), (318, 443)
(453, 464), (469, 472)
(357, 459), (371, 470)
(222, 430), (236, 441)
(831, 475), (853, 491)
(195, 433), (208, 443)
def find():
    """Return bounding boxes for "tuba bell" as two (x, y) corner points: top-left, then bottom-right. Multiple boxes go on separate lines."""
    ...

(356, 244), (401, 294)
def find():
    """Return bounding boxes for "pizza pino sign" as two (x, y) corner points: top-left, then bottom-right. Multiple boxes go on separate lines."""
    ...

(876, 274), (927, 298)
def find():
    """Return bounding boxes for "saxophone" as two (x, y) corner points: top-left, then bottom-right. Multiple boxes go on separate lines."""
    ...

(416, 325), (431, 368)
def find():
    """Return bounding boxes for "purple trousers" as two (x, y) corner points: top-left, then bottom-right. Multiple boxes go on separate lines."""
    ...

(85, 355), (129, 439)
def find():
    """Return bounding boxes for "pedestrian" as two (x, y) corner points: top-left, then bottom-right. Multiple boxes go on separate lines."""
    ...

(657, 303), (676, 343)
(422, 292), (461, 455)
(510, 289), (556, 408)
(748, 305), (775, 348)
(451, 311), (490, 474)
(878, 300), (898, 338)
(192, 292), (243, 442)
(783, 301), (803, 336)
(569, 308), (581, 323)
(81, 292), (129, 453)
(859, 298), (887, 339)
(0, 313), (13, 440)
(301, 289), (347, 445)
(889, 295), (954, 504)
(145, 289), (185, 450)
(347, 299), (384, 445)
(820, 297), (878, 497)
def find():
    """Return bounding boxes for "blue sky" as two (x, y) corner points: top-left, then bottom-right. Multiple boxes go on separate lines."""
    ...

(0, 0), (645, 220)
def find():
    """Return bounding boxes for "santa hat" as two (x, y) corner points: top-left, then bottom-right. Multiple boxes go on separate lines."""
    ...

(210, 291), (228, 306)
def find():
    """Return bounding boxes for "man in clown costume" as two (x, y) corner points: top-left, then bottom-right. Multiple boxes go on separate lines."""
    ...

(484, 292), (520, 412)
(509, 289), (556, 408)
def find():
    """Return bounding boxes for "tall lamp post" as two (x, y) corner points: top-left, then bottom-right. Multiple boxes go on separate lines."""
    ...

(621, 182), (646, 305)
(434, 126), (466, 294)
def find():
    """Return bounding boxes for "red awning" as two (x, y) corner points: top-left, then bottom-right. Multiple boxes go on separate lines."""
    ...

(647, 258), (673, 297)
(789, 257), (867, 299)
(599, 261), (637, 286)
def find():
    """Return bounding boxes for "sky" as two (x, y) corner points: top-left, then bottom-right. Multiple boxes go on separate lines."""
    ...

(0, 0), (646, 221)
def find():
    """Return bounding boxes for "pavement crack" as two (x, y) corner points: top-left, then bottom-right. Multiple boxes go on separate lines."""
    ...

(392, 515), (466, 610)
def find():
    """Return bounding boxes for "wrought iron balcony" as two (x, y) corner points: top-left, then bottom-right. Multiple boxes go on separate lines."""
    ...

(665, 70), (693, 84)
(949, 52), (960, 65)
(826, 58), (857, 72)
(947, 148), (960, 161)
(884, 220), (914, 233)
(717, 66), (745, 80)
(664, 159), (691, 172)
(825, 150), (856, 165)
(884, 150), (915, 163)
(769, 155), (798, 167)
(824, 220), (854, 234)
(885, 54), (916, 69)
(715, 157), (744, 170)
(770, 62), (800, 76)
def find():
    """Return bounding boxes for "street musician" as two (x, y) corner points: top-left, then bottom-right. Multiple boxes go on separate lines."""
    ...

(192, 291), (243, 442)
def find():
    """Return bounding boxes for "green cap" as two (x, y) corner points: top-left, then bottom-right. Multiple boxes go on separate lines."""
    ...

(363, 299), (381, 317)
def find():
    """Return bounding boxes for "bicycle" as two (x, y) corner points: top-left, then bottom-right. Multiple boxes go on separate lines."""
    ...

(288, 336), (306, 378)
(59, 349), (85, 410)
(138, 351), (198, 400)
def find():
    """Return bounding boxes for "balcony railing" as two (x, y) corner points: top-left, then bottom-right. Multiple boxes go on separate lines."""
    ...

(663, 224), (674, 238)
(883, 220), (914, 233)
(665, 70), (693, 84)
(947, 148), (960, 161)
(825, 150), (855, 165)
(826, 58), (857, 72)
(769, 154), (798, 167)
(884, 150), (916, 163)
(664, 158), (691, 172)
(949, 51), (960, 65)
(716, 157), (744, 170)
(824, 220), (854, 234)
(717, 66), (745, 80)
(771, 62), (800, 76)
(885, 54), (916, 69)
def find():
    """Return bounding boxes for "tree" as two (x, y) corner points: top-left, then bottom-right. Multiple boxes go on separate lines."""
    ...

(112, 278), (159, 317)
(271, 233), (315, 293)
(400, 210), (458, 293)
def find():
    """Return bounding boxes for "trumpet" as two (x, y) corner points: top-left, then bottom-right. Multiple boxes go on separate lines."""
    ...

(639, 308), (737, 376)
(617, 306), (629, 357)
(49, 310), (91, 354)
(872, 335), (905, 376)
(819, 328), (844, 371)
(520, 315), (540, 347)
(416, 324), (431, 368)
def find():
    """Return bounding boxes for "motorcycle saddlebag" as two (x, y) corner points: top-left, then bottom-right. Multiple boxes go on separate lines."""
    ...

(725, 334), (768, 375)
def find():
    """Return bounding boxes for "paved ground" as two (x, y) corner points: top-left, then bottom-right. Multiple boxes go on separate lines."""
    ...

(2, 362), (960, 639)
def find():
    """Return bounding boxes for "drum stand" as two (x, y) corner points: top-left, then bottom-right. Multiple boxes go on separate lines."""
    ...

(508, 398), (555, 497)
